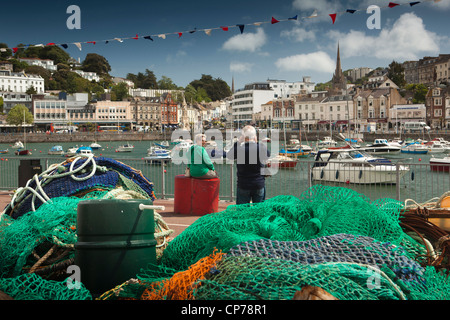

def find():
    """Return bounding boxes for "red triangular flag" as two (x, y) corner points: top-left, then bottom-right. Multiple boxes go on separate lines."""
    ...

(13, 48), (18, 53)
(271, 17), (279, 24)
(329, 13), (337, 24)
(46, 43), (55, 46)
(178, 32), (182, 38)
(221, 26), (228, 31)
(87, 41), (96, 45)
(133, 34), (139, 40)
(388, 2), (399, 7)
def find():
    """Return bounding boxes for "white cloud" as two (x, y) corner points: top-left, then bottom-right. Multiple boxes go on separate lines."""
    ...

(275, 51), (335, 73)
(327, 13), (442, 61)
(292, 0), (342, 20)
(222, 28), (267, 52)
(230, 62), (253, 73)
(281, 27), (316, 42)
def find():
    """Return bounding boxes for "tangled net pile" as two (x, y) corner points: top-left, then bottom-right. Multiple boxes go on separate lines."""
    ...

(0, 155), (172, 300)
(1, 158), (450, 300)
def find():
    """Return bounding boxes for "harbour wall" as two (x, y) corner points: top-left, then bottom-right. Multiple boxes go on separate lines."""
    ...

(0, 131), (447, 144)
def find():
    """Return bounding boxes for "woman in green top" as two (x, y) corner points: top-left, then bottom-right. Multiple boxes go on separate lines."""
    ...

(186, 134), (218, 179)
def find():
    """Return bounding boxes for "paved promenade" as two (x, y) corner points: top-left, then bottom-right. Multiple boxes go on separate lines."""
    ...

(0, 191), (234, 239)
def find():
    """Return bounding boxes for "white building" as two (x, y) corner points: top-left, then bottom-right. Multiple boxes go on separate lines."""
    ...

(112, 77), (135, 88)
(0, 70), (44, 94)
(390, 104), (427, 124)
(73, 70), (100, 82)
(231, 77), (315, 127)
(19, 58), (58, 72)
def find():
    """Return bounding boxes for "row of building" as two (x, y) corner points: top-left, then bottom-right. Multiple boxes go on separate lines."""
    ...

(1, 48), (450, 132)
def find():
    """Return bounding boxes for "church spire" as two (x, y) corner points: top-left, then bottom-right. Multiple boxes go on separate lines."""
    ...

(331, 42), (346, 92)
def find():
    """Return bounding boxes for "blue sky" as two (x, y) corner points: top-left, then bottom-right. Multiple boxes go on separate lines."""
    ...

(1, 0), (449, 91)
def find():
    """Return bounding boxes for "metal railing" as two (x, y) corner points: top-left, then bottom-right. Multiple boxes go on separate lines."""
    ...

(1, 156), (449, 205)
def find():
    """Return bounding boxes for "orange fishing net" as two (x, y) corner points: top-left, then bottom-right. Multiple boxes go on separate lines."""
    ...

(141, 249), (225, 300)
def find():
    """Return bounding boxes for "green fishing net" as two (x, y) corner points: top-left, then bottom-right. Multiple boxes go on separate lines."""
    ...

(160, 185), (425, 271)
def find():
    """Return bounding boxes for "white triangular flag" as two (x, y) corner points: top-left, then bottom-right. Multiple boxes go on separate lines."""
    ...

(74, 43), (82, 51)
(204, 29), (212, 36)
(158, 34), (166, 39)
(253, 22), (262, 26)
(114, 38), (123, 42)
(308, 10), (318, 18)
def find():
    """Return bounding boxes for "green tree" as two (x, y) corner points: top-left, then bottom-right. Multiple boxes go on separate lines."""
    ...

(388, 61), (406, 88)
(0, 43), (12, 59)
(82, 53), (111, 75)
(126, 69), (157, 89)
(189, 74), (231, 101)
(7, 104), (33, 126)
(111, 82), (129, 101)
(0, 97), (4, 113)
(158, 75), (179, 90)
(405, 83), (428, 104)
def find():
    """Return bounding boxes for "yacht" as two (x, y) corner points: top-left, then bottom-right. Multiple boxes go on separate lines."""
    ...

(312, 149), (409, 185)
(359, 139), (401, 155)
(116, 143), (134, 152)
(145, 145), (171, 164)
(48, 145), (64, 155)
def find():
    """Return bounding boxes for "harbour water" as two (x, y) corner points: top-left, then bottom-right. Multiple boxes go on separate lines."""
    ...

(0, 139), (449, 206)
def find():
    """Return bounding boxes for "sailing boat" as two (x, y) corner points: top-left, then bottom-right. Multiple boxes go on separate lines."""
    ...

(15, 110), (31, 156)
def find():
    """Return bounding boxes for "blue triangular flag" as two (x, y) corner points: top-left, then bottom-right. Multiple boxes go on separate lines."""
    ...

(289, 15), (298, 20)
(61, 44), (68, 49)
(144, 36), (153, 41)
(409, 1), (420, 6)
(347, 9), (356, 13)
(237, 24), (245, 34)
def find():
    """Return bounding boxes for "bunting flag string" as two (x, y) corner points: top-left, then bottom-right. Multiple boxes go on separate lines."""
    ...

(2, 0), (440, 53)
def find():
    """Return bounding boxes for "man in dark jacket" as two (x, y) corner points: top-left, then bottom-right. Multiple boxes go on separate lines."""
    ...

(226, 125), (270, 204)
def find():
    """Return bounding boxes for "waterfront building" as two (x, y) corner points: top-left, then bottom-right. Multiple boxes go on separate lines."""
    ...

(389, 104), (427, 132)
(322, 94), (355, 132)
(403, 60), (419, 84)
(231, 77), (314, 127)
(446, 95), (450, 128)
(94, 100), (133, 130)
(295, 91), (328, 131)
(353, 87), (406, 132)
(19, 58), (58, 72)
(131, 96), (162, 131)
(160, 92), (179, 129)
(0, 70), (44, 112)
(426, 86), (450, 129)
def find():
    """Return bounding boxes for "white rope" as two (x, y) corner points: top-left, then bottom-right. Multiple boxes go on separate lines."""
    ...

(9, 154), (101, 213)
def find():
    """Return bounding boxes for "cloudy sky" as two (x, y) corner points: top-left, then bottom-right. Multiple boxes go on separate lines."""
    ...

(1, 0), (449, 91)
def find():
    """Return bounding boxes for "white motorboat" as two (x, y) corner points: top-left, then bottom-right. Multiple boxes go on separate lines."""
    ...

(317, 136), (337, 148)
(145, 145), (171, 164)
(425, 140), (449, 153)
(65, 146), (79, 157)
(12, 141), (24, 149)
(359, 139), (401, 155)
(401, 142), (428, 154)
(48, 145), (64, 155)
(90, 142), (102, 150)
(266, 155), (298, 169)
(76, 146), (94, 156)
(312, 149), (410, 185)
(430, 156), (450, 172)
(116, 143), (134, 152)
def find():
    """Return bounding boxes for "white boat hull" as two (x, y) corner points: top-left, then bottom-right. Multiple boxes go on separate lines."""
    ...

(312, 163), (408, 184)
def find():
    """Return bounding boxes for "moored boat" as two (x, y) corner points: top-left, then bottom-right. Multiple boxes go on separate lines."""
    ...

(48, 145), (64, 155)
(116, 143), (134, 152)
(266, 155), (298, 169)
(430, 156), (450, 172)
(15, 149), (31, 156)
(312, 149), (409, 185)
(11, 141), (24, 149)
(359, 139), (401, 155)
(90, 142), (102, 150)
